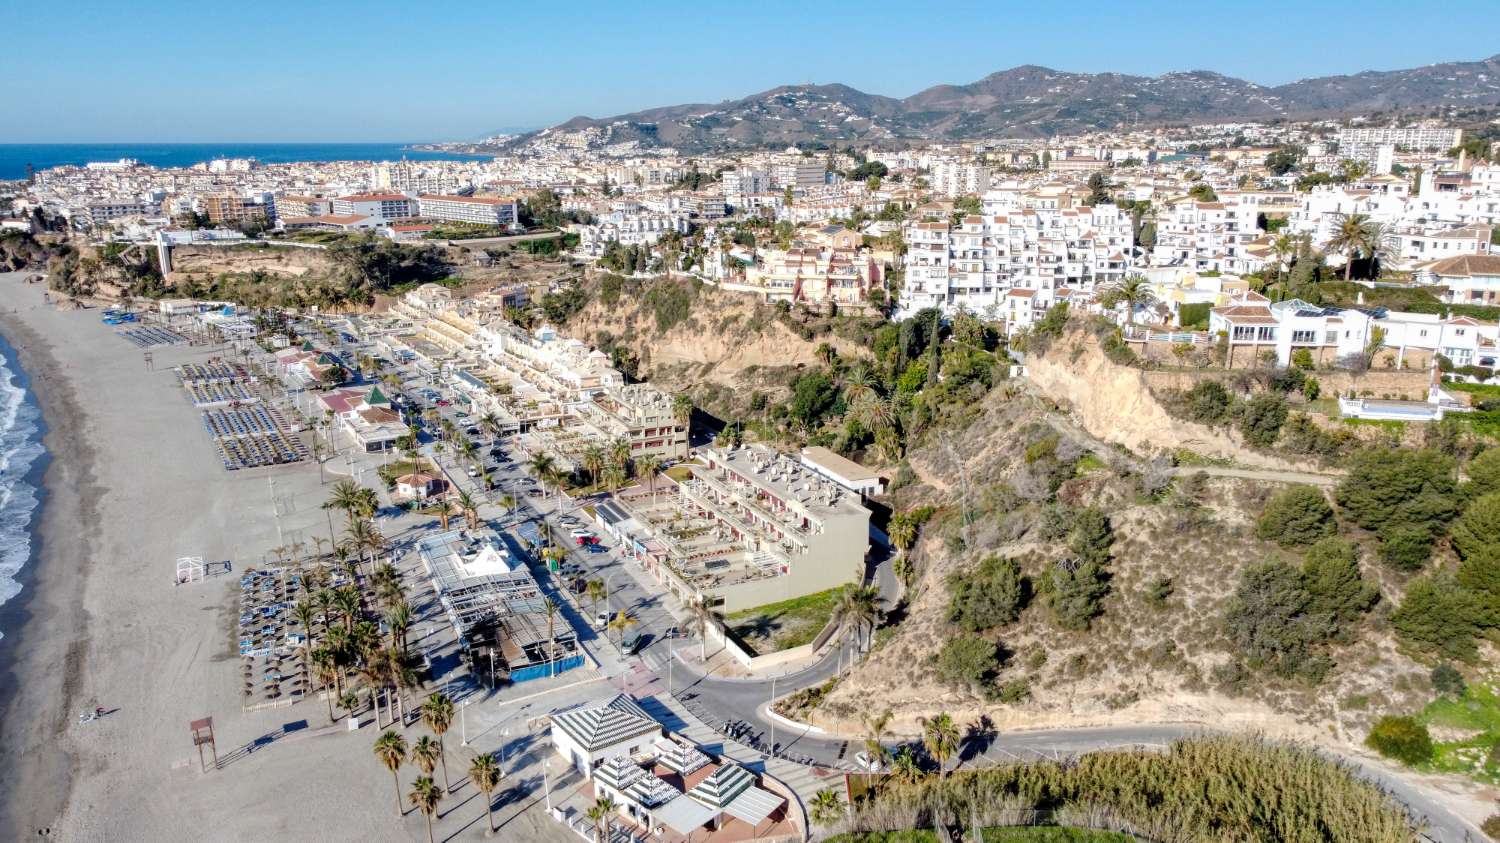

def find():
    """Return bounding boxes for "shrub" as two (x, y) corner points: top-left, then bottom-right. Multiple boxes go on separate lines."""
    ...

(1430, 663), (1466, 698)
(1224, 560), (1337, 681)
(1483, 815), (1500, 840)
(1180, 380), (1231, 425)
(1301, 538), (1378, 631)
(1047, 560), (1110, 631)
(1336, 448), (1459, 537)
(1466, 448), (1500, 498)
(997, 678), (1031, 704)
(936, 634), (1002, 695)
(1390, 574), (1487, 662)
(1452, 493), (1500, 601)
(1238, 393), (1289, 447)
(1256, 485), (1336, 547)
(1292, 348), (1315, 370)
(1364, 715), (1434, 766)
(947, 556), (1028, 631)
(1145, 575), (1174, 608)
(1067, 508), (1113, 565)
(1378, 525), (1436, 572)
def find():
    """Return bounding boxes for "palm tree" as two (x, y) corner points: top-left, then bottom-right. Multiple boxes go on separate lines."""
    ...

(586, 796), (617, 843)
(585, 579), (606, 618)
(469, 753), (503, 837)
(1269, 233), (1298, 285)
(1102, 274), (1156, 328)
(479, 411), (502, 446)
(606, 610), (639, 646)
(841, 364), (877, 405)
(690, 600), (721, 661)
(921, 712), (960, 778)
(1328, 213), (1372, 282)
(420, 692), (455, 794)
(809, 788), (846, 827)
(408, 775), (442, 843)
(543, 597), (559, 675)
(343, 518), (383, 574)
(433, 496), (457, 531)
(671, 393), (694, 434)
(636, 454), (662, 500)
(311, 647), (339, 723)
(386, 602), (412, 656)
(332, 586), (362, 632)
(889, 745), (923, 784)
(608, 438), (632, 478)
(528, 453), (555, 499)
(600, 462), (627, 492)
(581, 443), (606, 489)
(888, 513), (917, 586)
(324, 479), (365, 525)
(373, 730), (408, 817)
(852, 394), (896, 436)
(833, 584), (881, 652)
(864, 708), (893, 767)
(455, 490), (480, 530)
(497, 492), (517, 518)
(412, 735), (440, 780)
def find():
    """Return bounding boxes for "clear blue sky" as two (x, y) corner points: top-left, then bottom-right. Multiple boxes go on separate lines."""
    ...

(3, 0), (1496, 143)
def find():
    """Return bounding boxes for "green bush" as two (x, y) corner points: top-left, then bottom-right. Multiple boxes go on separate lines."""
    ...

(1292, 348), (1315, 370)
(1224, 560), (1335, 681)
(1179, 302), (1212, 330)
(1179, 380), (1231, 425)
(1365, 715), (1434, 765)
(1378, 526), (1436, 572)
(1255, 485), (1336, 547)
(1430, 663), (1466, 698)
(1238, 393), (1289, 447)
(1047, 560), (1110, 631)
(937, 634), (1002, 695)
(1390, 574), (1487, 662)
(1452, 493), (1500, 601)
(948, 556), (1029, 631)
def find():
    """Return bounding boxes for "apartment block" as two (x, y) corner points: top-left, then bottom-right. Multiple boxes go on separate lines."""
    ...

(615, 444), (869, 613)
(331, 192), (416, 222)
(899, 204), (1133, 322)
(417, 194), (520, 228)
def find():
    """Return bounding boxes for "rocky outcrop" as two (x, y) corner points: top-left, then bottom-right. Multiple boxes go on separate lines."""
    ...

(1026, 329), (1309, 471)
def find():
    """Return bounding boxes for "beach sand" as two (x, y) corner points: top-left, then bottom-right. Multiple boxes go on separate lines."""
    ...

(0, 274), (571, 841)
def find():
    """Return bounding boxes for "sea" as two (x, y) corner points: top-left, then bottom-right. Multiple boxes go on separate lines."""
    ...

(0, 143), (497, 180)
(0, 330), (44, 641)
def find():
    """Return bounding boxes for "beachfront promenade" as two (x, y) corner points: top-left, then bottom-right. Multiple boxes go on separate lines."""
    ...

(0, 275), (583, 842)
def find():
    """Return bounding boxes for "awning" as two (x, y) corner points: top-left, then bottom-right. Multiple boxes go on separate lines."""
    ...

(653, 794), (715, 835)
(723, 786), (784, 827)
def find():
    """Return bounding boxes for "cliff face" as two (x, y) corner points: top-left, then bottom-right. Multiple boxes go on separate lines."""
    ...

(1025, 328), (1307, 471)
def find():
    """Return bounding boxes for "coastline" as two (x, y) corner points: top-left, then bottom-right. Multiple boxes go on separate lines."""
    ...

(0, 292), (96, 838)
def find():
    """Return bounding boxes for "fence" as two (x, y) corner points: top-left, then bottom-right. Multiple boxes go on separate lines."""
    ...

(509, 655), (584, 684)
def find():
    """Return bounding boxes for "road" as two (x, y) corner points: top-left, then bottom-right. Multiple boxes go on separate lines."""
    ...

(385, 351), (1478, 842)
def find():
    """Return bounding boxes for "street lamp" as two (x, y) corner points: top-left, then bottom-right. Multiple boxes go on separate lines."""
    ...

(461, 699), (470, 746)
(499, 728), (510, 765)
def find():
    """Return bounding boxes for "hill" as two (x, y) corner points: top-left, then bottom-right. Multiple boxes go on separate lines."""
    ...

(504, 55), (1500, 153)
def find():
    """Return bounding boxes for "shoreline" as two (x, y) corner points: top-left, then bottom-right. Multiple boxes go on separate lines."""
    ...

(0, 296), (97, 838)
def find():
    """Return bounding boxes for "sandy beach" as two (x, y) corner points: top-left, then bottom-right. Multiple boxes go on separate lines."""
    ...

(0, 273), (577, 842)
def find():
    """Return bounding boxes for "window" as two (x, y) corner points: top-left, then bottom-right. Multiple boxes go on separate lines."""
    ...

(1324, 331), (1337, 344)
(1232, 326), (1256, 341)
(1291, 330), (1316, 344)
(1257, 326), (1277, 342)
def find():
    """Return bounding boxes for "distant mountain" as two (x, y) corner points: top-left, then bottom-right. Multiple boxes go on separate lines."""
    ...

(508, 55), (1500, 154)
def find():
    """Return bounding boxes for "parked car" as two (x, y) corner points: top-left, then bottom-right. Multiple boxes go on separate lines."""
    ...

(594, 611), (610, 629)
(620, 631), (643, 654)
(467, 465), (480, 478)
(664, 626), (684, 639)
(854, 751), (883, 772)
(436, 399), (451, 407)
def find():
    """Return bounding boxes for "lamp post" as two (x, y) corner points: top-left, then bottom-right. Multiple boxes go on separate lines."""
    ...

(543, 759), (552, 812)
(768, 675), (777, 757)
(460, 699), (470, 746)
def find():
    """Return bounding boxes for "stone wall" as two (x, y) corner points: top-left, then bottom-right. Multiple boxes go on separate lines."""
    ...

(1141, 368), (1433, 402)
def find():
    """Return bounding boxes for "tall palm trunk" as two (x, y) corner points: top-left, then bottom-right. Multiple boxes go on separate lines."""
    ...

(437, 738), (450, 794)
(391, 771), (402, 815)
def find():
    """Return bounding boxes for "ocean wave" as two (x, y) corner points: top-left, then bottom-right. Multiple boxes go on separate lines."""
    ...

(0, 348), (45, 641)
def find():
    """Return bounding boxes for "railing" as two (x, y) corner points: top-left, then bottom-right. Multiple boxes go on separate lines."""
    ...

(1121, 325), (1214, 345)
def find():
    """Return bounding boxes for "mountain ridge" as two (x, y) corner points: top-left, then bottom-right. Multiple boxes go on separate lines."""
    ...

(507, 55), (1500, 153)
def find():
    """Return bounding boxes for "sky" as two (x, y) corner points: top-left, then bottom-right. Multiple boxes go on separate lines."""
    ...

(3, 0), (1497, 143)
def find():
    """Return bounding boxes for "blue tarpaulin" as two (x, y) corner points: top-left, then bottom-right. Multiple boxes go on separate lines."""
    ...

(510, 655), (583, 684)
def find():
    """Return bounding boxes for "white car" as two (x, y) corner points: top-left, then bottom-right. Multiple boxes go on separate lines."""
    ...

(854, 750), (883, 771)
(467, 465), (480, 478)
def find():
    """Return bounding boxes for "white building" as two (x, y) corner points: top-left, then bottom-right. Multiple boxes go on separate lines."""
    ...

(331, 192), (416, 222)
(417, 194), (519, 228)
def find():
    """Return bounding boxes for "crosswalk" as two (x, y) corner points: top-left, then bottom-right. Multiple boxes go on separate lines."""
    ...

(640, 692), (836, 805)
